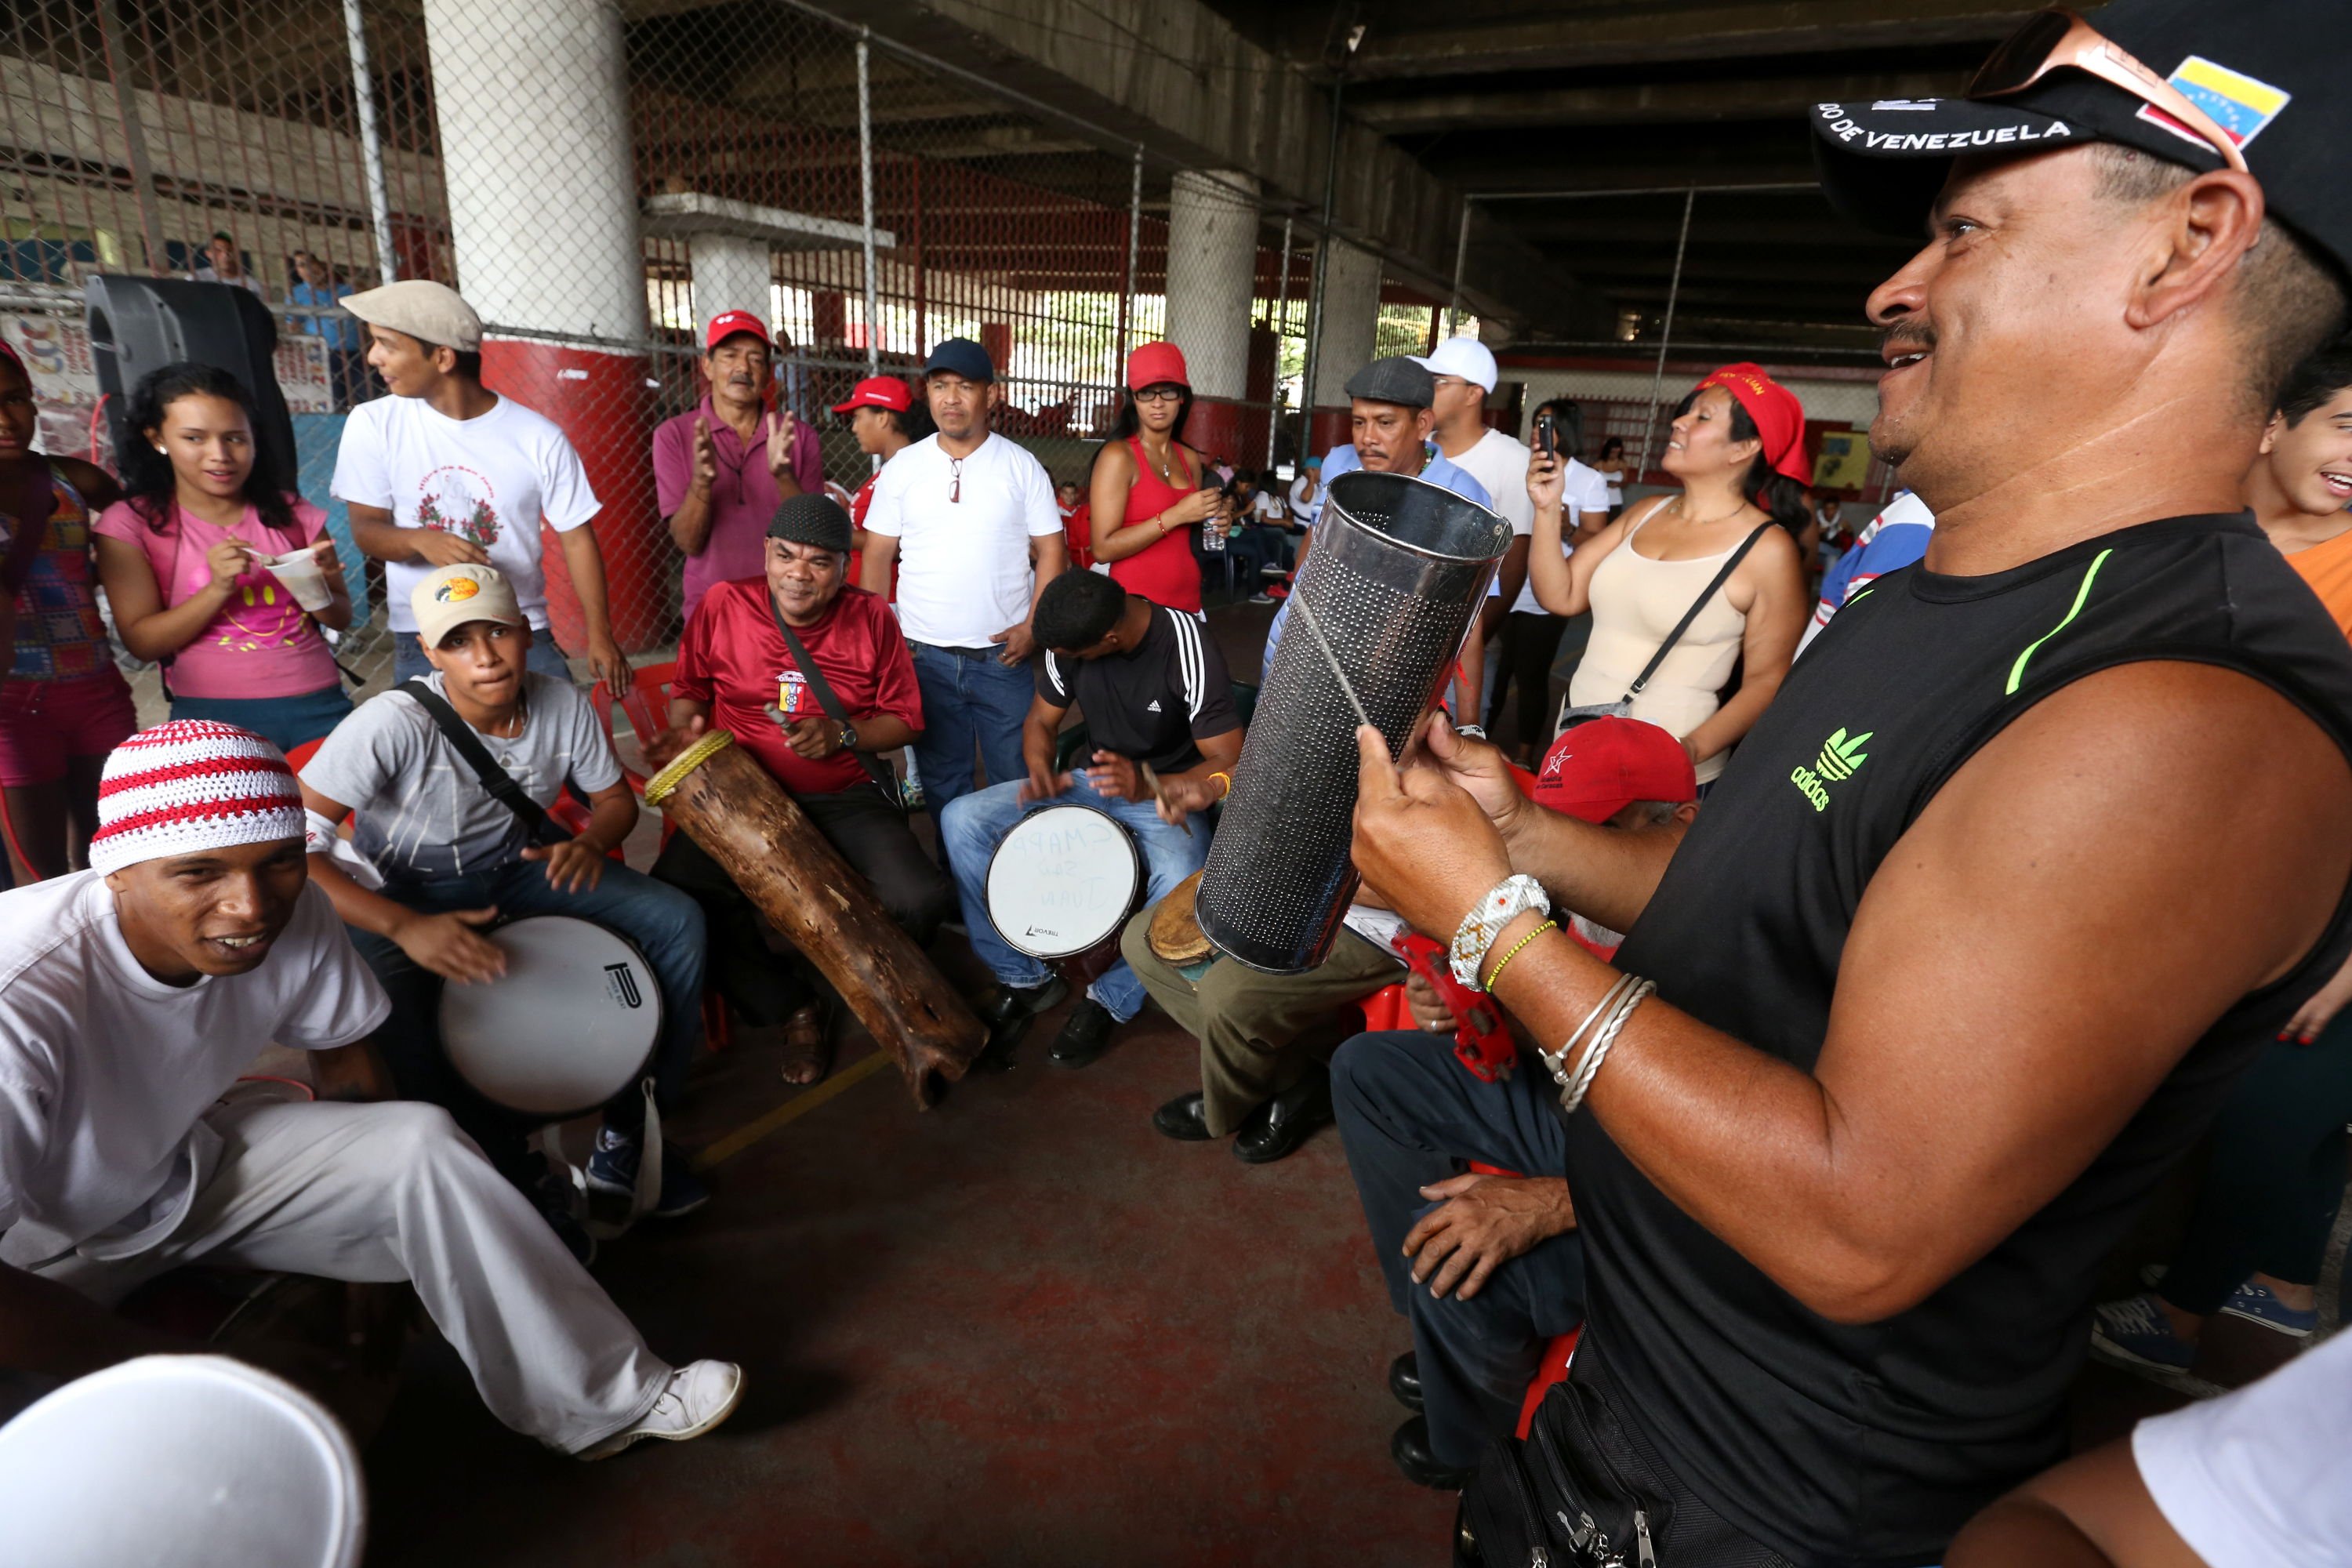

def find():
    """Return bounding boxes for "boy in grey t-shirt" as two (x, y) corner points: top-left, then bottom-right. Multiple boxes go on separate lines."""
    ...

(297, 564), (710, 1260)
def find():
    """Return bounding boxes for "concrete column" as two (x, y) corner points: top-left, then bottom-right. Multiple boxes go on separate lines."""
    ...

(691, 234), (775, 336)
(1308, 238), (1382, 459)
(420, 0), (666, 649)
(1165, 170), (1263, 467)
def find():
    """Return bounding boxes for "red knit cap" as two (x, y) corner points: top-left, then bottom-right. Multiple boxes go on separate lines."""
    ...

(87, 720), (306, 874)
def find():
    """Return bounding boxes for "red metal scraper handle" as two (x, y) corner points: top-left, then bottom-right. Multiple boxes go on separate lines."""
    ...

(1395, 931), (1517, 1082)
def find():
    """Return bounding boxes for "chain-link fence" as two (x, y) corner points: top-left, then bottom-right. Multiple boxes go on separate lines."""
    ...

(2, 0), (1871, 722)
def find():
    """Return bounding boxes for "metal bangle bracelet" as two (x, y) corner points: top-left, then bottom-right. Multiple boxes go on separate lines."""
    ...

(1543, 972), (1639, 1088)
(1561, 978), (1655, 1115)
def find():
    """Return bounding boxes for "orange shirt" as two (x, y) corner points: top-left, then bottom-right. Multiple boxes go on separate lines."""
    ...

(2286, 524), (2352, 642)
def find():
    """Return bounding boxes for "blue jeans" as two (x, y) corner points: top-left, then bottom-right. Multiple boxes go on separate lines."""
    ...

(393, 630), (575, 685)
(907, 642), (1035, 848)
(169, 681), (353, 753)
(938, 770), (1210, 1022)
(1333, 1029), (1587, 1468)
(347, 858), (706, 1189)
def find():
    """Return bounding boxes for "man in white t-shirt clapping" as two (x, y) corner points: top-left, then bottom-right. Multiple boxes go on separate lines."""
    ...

(332, 280), (626, 691)
(858, 338), (1067, 833)
(0, 719), (740, 1461)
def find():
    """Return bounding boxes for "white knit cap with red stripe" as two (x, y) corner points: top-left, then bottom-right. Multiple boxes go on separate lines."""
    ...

(87, 720), (306, 875)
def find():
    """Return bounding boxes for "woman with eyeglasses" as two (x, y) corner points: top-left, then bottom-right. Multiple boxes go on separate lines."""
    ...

(1087, 342), (1222, 615)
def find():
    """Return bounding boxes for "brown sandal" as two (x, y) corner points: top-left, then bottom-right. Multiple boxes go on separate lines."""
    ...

(779, 1003), (832, 1086)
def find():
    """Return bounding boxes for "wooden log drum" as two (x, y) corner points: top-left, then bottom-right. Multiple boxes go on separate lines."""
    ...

(644, 730), (985, 1105)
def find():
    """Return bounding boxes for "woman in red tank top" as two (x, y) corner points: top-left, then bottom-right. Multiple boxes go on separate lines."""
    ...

(1088, 341), (1221, 615)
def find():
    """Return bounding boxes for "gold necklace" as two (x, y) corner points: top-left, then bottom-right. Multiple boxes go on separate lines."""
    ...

(1671, 493), (1749, 531)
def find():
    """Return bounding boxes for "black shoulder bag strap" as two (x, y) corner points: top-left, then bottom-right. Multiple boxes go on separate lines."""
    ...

(1619, 522), (1775, 702)
(396, 678), (570, 845)
(767, 597), (906, 811)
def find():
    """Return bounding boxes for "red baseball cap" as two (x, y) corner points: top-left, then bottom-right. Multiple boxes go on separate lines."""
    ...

(830, 376), (913, 416)
(704, 310), (771, 350)
(1692, 362), (1811, 485)
(1125, 340), (1189, 392)
(1532, 717), (1697, 824)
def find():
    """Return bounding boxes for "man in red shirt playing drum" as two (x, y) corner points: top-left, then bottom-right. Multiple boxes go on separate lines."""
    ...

(649, 494), (954, 1084)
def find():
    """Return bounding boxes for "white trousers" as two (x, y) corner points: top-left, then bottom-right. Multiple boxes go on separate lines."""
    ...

(35, 1098), (670, 1454)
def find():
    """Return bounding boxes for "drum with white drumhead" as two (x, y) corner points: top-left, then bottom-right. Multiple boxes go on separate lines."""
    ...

(984, 804), (1144, 960)
(437, 915), (662, 1118)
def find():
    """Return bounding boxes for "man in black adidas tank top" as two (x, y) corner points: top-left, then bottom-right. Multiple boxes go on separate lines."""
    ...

(1345, 3), (2352, 1563)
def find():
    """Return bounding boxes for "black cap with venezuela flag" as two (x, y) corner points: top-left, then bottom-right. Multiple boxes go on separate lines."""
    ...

(1809, 0), (2352, 280)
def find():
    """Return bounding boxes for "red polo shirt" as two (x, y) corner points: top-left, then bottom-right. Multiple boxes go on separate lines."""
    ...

(672, 579), (924, 797)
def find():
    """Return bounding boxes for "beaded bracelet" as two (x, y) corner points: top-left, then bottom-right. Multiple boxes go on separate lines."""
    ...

(1450, 873), (1549, 989)
(1479, 918), (1555, 993)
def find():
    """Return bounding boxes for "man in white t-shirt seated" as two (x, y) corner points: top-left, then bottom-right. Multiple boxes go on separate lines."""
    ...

(0, 719), (740, 1460)
(858, 337), (1068, 837)
(1287, 454), (1324, 528)
(298, 566), (709, 1263)
(1946, 1324), (2352, 1568)
(332, 280), (627, 691)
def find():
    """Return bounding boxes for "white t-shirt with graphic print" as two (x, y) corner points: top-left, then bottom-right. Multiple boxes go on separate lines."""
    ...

(331, 393), (601, 633)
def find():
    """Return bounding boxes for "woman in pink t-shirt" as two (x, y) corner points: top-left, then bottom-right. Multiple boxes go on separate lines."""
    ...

(94, 364), (353, 751)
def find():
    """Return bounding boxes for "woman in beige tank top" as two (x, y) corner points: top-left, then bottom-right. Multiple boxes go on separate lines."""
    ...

(1524, 376), (1809, 784)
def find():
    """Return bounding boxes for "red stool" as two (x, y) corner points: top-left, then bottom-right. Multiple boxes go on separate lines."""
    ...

(1464, 1160), (1582, 1436)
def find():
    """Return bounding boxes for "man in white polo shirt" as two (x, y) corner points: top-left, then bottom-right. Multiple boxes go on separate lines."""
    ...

(332, 280), (626, 691)
(859, 337), (1067, 833)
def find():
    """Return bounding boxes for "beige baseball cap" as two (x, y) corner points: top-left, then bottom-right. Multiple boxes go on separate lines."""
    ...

(343, 278), (483, 353)
(412, 564), (525, 648)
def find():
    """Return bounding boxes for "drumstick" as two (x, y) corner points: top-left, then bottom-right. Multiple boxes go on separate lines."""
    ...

(1287, 592), (1375, 735)
(1138, 762), (1193, 837)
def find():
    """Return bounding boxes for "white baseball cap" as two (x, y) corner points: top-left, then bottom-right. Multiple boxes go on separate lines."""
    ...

(1412, 336), (1497, 393)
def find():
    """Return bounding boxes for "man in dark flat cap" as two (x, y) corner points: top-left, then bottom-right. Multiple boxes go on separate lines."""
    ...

(650, 494), (953, 1083)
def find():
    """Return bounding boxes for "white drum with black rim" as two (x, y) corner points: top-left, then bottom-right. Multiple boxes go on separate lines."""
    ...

(437, 915), (662, 1118)
(983, 804), (1144, 960)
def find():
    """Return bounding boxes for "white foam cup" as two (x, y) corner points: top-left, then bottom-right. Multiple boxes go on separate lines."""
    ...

(264, 546), (332, 612)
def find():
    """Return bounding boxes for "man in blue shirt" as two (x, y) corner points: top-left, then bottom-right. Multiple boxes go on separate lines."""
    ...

(1795, 489), (1935, 655)
(1265, 356), (1492, 682)
(288, 249), (363, 409)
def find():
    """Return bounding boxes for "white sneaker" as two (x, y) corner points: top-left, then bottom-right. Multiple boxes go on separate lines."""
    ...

(579, 1359), (744, 1460)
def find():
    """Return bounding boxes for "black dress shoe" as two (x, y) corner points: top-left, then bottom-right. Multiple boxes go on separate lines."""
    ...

(1048, 997), (1117, 1068)
(1233, 1073), (1333, 1164)
(971, 975), (1070, 1070)
(1388, 1352), (1424, 1411)
(1152, 1091), (1215, 1142)
(1391, 1416), (1475, 1490)
(976, 975), (1068, 1029)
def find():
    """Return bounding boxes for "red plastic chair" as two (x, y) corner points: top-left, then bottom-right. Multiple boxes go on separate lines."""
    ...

(591, 659), (681, 797)
(1460, 1157), (1583, 1436)
(284, 738), (325, 771)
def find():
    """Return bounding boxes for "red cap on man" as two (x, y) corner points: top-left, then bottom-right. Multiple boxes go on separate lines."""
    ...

(829, 376), (913, 416)
(1531, 717), (1698, 823)
(704, 310), (770, 350)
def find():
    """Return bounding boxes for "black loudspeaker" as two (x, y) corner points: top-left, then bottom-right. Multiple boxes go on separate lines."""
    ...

(82, 274), (297, 482)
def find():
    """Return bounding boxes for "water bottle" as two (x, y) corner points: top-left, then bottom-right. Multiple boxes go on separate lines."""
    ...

(1200, 487), (1226, 551)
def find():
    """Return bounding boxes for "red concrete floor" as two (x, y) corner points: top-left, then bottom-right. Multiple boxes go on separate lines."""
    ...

(360, 989), (1458, 1567)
